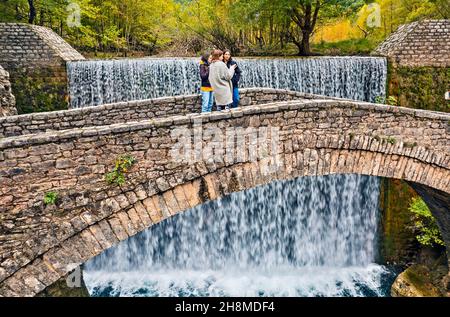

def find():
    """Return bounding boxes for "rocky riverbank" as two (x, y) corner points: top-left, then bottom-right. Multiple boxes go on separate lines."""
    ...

(391, 264), (449, 297)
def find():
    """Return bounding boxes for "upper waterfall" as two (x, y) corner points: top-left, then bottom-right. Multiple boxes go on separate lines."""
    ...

(67, 56), (387, 108)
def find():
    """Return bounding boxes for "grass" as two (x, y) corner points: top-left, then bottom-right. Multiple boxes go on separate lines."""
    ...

(312, 38), (380, 56)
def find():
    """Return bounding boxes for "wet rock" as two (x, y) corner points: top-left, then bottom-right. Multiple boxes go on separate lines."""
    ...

(36, 267), (90, 297)
(391, 264), (447, 297)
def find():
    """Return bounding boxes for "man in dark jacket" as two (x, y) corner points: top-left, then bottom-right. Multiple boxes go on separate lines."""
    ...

(223, 50), (241, 108)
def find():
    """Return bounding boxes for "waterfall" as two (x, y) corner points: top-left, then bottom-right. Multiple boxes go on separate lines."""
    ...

(67, 57), (387, 108)
(84, 175), (396, 297)
(79, 56), (393, 297)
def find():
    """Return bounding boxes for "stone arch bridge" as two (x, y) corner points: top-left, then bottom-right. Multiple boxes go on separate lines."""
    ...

(0, 88), (449, 296)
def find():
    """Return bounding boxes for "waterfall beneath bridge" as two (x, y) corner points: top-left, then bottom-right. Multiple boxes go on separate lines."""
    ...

(84, 175), (396, 297)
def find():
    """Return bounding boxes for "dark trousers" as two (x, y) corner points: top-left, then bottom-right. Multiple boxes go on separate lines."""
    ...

(216, 103), (233, 111)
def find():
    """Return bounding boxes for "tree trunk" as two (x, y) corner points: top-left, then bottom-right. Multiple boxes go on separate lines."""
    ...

(299, 30), (311, 56)
(28, 0), (36, 24)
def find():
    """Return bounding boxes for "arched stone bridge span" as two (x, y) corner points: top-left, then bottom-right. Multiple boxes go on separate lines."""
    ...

(0, 92), (449, 296)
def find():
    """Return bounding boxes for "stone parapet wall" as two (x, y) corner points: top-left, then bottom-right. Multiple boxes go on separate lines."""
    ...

(0, 88), (330, 138)
(374, 20), (450, 67)
(0, 65), (16, 117)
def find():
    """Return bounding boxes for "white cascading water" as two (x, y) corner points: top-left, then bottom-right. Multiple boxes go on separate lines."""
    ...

(84, 175), (396, 297)
(67, 57), (387, 108)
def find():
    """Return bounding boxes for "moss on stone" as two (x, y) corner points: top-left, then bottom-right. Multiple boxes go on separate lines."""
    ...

(198, 177), (210, 202)
(388, 66), (450, 113)
(10, 67), (69, 114)
(391, 264), (444, 297)
(379, 178), (419, 265)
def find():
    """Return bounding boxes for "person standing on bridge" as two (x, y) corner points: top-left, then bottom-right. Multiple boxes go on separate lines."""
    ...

(208, 49), (237, 111)
(200, 52), (214, 113)
(223, 49), (241, 109)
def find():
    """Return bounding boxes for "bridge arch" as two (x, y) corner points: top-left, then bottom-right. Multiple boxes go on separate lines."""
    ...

(0, 96), (448, 296)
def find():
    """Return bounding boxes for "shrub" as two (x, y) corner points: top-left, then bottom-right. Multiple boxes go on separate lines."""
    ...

(105, 154), (136, 186)
(44, 191), (58, 205)
(408, 197), (444, 247)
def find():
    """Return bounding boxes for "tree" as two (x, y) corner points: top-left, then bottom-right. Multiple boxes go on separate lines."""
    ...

(0, 0), (445, 56)
(249, 0), (364, 56)
(27, 0), (36, 24)
(288, 0), (321, 55)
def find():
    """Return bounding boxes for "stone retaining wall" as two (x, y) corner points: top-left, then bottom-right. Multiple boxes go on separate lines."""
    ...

(0, 88), (328, 138)
(0, 65), (16, 117)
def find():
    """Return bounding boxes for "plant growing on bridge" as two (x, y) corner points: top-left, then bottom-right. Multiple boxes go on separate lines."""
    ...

(404, 141), (418, 149)
(105, 154), (136, 186)
(375, 96), (384, 104)
(43, 191), (58, 205)
(386, 96), (399, 106)
(386, 136), (397, 145)
(409, 197), (444, 247)
(375, 95), (398, 106)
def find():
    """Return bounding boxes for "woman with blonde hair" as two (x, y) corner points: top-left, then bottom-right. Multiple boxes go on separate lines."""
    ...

(208, 49), (237, 111)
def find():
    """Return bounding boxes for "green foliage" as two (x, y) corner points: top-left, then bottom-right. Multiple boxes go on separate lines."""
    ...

(409, 197), (445, 247)
(386, 96), (399, 106)
(389, 67), (450, 113)
(312, 38), (378, 56)
(375, 96), (385, 104)
(44, 191), (58, 205)
(0, 0), (446, 56)
(12, 69), (69, 114)
(105, 154), (136, 186)
(375, 95), (398, 106)
(379, 179), (420, 265)
(0, 0), (179, 54)
(386, 136), (397, 145)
